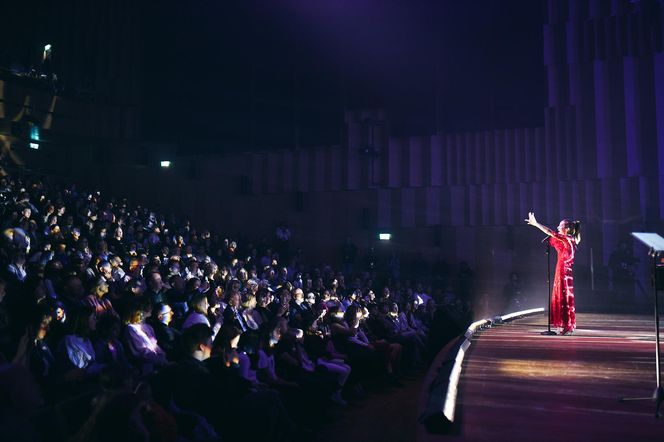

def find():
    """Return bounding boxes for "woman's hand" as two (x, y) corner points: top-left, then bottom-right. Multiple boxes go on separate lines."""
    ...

(525, 212), (538, 226)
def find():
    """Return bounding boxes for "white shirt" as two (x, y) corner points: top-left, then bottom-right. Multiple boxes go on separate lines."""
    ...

(182, 311), (210, 329)
(63, 335), (95, 369)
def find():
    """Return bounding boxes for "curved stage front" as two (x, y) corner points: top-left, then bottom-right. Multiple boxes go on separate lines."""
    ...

(418, 312), (663, 442)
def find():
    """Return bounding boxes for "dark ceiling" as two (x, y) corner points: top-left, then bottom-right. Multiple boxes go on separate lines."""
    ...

(1, 0), (545, 153)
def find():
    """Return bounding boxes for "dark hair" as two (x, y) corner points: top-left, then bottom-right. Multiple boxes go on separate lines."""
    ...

(181, 324), (212, 356)
(562, 219), (581, 244)
(122, 299), (145, 325)
(256, 288), (270, 303)
(212, 324), (242, 355)
(96, 314), (121, 340)
(26, 304), (53, 340)
(185, 277), (200, 292)
(344, 304), (360, 328)
(189, 292), (207, 312)
(327, 303), (340, 316)
(69, 304), (96, 337)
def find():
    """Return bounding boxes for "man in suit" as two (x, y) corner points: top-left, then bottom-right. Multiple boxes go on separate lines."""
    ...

(223, 291), (248, 332)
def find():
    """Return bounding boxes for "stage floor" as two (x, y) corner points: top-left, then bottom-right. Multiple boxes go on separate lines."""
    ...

(418, 313), (664, 442)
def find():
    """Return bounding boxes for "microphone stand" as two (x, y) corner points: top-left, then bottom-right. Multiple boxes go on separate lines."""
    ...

(541, 237), (557, 335)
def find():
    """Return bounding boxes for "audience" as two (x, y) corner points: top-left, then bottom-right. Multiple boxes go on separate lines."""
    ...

(0, 170), (471, 441)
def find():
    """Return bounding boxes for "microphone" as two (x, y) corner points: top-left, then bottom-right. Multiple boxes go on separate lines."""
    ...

(541, 236), (550, 244)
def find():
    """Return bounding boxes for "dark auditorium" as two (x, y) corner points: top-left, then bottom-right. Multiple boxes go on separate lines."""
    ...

(1, 1), (663, 441)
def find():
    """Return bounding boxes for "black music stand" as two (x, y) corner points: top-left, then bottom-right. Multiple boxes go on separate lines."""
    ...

(619, 232), (664, 418)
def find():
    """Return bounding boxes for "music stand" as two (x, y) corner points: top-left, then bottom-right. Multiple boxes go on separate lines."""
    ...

(619, 232), (664, 418)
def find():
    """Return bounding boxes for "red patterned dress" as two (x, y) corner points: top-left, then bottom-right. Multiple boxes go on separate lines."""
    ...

(549, 232), (577, 332)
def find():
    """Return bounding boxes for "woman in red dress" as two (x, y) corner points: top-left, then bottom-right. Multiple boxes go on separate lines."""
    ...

(525, 212), (581, 335)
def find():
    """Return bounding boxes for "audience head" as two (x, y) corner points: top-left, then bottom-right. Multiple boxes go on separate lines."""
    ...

(123, 300), (145, 325)
(292, 288), (304, 304)
(189, 292), (209, 315)
(28, 304), (53, 341)
(185, 277), (201, 293)
(146, 272), (163, 293)
(227, 291), (241, 308)
(92, 281), (109, 298)
(154, 303), (174, 325)
(242, 293), (257, 310)
(69, 305), (97, 337)
(168, 274), (185, 293)
(181, 324), (213, 361)
(213, 324), (242, 355)
(344, 304), (361, 328)
(96, 313), (122, 341)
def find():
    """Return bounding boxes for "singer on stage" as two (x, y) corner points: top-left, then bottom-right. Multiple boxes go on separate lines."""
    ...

(525, 212), (581, 335)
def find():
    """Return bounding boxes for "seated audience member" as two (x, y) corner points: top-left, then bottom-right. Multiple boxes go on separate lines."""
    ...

(302, 301), (345, 362)
(43, 258), (65, 298)
(223, 291), (249, 333)
(210, 324), (257, 385)
(272, 329), (341, 406)
(242, 293), (262, 331)
(82, 281), (117, 317)
(254, 288), (274, 326)
(327, 303), (379, 382)
(363, 288), (377, 306)
(109, 255), (127, 284)
(422, 299), (437, 327)
(165, 274), (187, 320)
(360, 303), (403, 382)
(341, 289), (360, 310)
(269, 287), (291, 321)
(207, 285), (226, 323)
(122, 302), (168, 374)
(148, 302), (181, 361)
(404, 299), (428, 337)
(390, 302), (426, 347)
(93, 313), (132, 371)
(56, 305), (106, 380)
(305, 291), (316, 307)
(182, 292), (211, 329)
(7, 251), (27, 285)
(152, 324), (222, 436)
(413, 283), (432, 306)
(376, 302), (424, 368)
(113, 278), (144, 320)
(59, 274), (86, 315)
(184, 257), (203, 281)
(167, 324), (294, 441)
(256, 318), (298, 390)
(295, 327), (350, 405)
(226, 277), (242, 300)
(94, 260), (113, 287)
(144, 271), (166, 305)
(289, 287), (313, 330)
(12, 305), (56, 396)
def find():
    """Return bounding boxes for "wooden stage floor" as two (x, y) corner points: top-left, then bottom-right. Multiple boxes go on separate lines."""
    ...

(417, 313), (664, 442)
